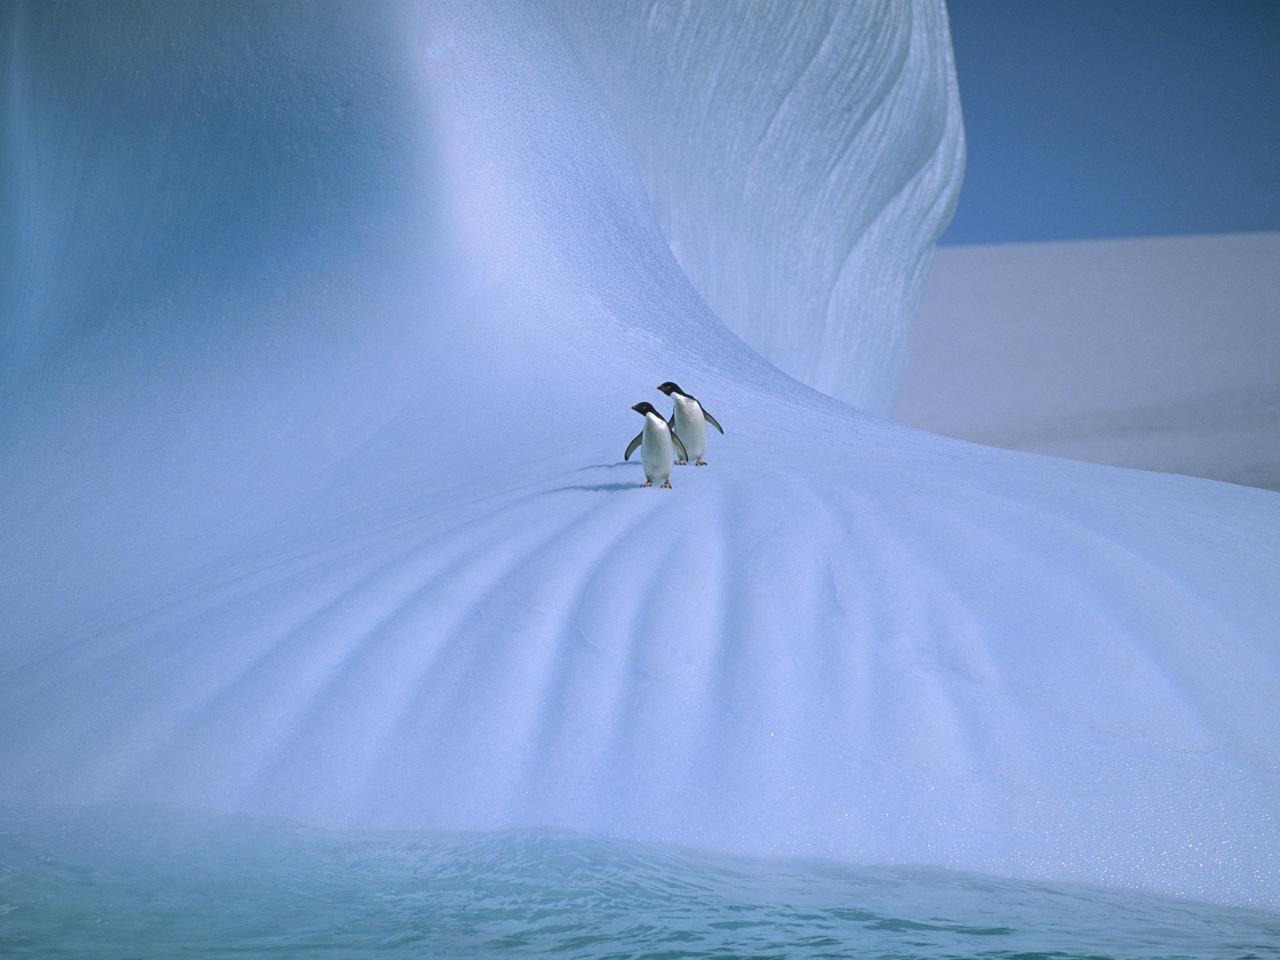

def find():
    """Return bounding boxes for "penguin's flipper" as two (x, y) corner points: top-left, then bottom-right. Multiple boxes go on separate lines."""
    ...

(670, 429), (689, 463)
(702, 409), (725, 435)
(624, 431), (643, 462)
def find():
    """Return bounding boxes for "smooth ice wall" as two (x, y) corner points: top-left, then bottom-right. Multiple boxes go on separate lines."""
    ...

(0, 0), (447, 640)
(557, 0), (965, 413)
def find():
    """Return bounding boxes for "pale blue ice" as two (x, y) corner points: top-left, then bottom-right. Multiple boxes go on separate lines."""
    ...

(1, 5), (1278, 954)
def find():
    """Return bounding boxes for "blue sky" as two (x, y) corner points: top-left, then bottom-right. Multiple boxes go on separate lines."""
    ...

(940, 0), (1280, 245)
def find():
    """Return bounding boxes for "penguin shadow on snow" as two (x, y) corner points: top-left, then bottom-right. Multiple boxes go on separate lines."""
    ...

(546, 482), (639, 494)
(549, 462), (652, 494)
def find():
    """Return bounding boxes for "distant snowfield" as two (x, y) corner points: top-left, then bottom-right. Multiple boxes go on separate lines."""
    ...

(897, 233), (1280, 490)
(2, 0), (1278, 911)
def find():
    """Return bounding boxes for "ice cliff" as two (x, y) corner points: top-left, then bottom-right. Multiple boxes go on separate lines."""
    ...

(1, 0), (1277, 910)
(559, 0), (964, 412)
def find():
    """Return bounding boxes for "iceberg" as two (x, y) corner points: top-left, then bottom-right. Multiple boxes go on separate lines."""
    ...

(898, 233), (1280, 490)
(1, 0), (1277, 911)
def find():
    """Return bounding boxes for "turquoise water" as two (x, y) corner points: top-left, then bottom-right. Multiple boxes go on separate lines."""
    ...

(1, 805), (1276, 959)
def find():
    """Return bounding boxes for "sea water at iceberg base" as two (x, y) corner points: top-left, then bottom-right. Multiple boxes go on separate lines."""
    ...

(2, 804), (1277, 960)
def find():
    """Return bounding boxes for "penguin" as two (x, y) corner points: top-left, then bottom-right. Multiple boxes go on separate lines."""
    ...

(624, 401), (687, 488)
(657, 382), (723, 466)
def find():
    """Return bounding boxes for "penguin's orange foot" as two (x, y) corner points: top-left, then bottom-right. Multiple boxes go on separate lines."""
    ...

(675, 459), (688, 465)
(642, 480), (653, 487)
(661, 480), (672, 489)
(695, 458), (707, 466)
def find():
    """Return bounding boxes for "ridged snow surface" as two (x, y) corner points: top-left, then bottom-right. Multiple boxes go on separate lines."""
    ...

(558, 0), (964, 413)
(1, 0), (1277, 911)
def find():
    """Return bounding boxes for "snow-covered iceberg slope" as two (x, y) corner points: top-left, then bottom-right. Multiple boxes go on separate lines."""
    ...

(2, 0), (1278, 909)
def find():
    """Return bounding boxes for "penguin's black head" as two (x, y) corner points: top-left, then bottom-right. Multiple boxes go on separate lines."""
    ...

(657, 381), (684, 397)
(632, 401), (659, 416)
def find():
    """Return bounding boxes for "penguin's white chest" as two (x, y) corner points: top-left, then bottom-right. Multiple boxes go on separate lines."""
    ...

(641, 413), (674, 483)
(672, 396), (707, 460)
